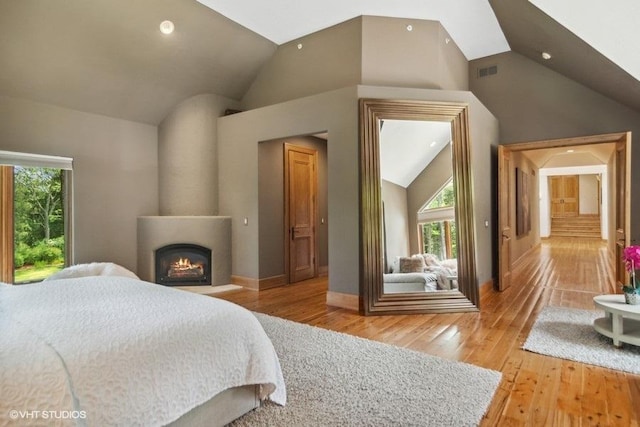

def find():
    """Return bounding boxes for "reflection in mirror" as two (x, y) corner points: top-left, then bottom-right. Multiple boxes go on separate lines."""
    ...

(360, 99), (478, 315)
(379, 120), (459, 295)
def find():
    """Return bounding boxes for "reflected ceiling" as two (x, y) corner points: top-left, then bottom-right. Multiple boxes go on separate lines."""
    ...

(379, 120), (451, 188)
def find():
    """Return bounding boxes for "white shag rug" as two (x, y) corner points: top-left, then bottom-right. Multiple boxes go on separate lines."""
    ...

(231, 313), (502, 427)
(523, 306), (640, 375)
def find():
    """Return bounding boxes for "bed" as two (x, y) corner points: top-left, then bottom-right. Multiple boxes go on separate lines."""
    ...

(0, 268), (286, 426)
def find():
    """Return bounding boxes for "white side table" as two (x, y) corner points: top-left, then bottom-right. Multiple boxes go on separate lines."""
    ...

(593, 294), (640, 347)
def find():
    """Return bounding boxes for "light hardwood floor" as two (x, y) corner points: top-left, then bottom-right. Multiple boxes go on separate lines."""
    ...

(216, 237), (640, 426)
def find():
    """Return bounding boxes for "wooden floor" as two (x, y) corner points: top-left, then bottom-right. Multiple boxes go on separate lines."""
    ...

(216, 238), (640, 426)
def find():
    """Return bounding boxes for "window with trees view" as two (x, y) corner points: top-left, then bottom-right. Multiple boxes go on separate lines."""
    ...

(0, 152), (72, 284)
(14, 167), (66, 283)
(418, 180), (457, 260)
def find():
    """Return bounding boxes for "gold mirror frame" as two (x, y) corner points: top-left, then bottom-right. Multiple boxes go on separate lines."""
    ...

(359, 99), (478, 315)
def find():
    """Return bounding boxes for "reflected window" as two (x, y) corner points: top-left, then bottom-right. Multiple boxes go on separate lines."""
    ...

(418, 180), (456, 260)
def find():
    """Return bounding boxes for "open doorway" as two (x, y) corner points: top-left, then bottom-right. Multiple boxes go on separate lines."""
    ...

(257, 134), (328, 289)
(497, 132), (631, 292)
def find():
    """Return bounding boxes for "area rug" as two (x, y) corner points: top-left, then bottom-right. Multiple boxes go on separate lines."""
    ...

(231, 313), (502, 427)
(523, 306), (640, 375)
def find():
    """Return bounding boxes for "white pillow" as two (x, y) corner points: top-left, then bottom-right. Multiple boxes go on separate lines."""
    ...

(43, 262), (139, 282)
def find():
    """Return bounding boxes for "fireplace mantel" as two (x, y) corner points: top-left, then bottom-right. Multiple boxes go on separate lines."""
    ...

(137, 216), (231, 286)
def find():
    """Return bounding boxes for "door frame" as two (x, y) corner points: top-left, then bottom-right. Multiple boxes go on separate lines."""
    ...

(283, 143), (319, 283)
(497, 132), (631, 291)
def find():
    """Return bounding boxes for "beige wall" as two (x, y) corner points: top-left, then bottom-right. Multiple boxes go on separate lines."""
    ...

(470, 51), (640, 243)
(579, 174), (599, 215)
(0, 95), (158, 273)
(158, 93), (240, 216)
(219, 85), (498, 296)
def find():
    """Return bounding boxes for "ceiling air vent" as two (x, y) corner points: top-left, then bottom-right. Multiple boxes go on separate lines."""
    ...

(477, 65), (498, 78)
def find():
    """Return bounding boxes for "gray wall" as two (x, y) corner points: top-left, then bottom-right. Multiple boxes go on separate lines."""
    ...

(219, 87), (358, 292)
(381, 179), (410, 270)
(361, 16), (468, 91)
(470, 51), (640, 243)
(242, 18), (363, 110)
(0, 95), (158, 273)
(219, 85), (498, 296)
(258, 136), (329, 278)
(406, 144), (453, 255)
(158, 93), (240, 216)
(242, 16), (469, 110)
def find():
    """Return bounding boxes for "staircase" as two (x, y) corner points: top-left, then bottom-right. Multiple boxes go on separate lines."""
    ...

(551, 215), (601, 239)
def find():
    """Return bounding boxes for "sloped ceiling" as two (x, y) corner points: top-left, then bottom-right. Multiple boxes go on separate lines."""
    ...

(0, 0), (638, 125)
(490, 0), (640, 113)
(379, 120), (451, 188)
(0, 0), (276, 124)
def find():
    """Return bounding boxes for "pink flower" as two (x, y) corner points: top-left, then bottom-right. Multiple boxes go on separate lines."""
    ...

(623, 245), (640, 272)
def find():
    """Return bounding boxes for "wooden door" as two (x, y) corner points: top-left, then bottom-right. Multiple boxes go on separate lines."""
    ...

(549, 175), (579, 217)
(0, 166), (14, 283)
(285, 144), (318, 283)
(615, 134), (631, 289)
(497, 146), (512, 291)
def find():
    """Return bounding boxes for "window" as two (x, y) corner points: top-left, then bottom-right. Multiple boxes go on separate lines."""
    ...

(417, 180), (456, 260)
(0, 151), (73, 284)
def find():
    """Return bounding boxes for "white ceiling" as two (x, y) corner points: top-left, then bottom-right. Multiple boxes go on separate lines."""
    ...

(379, 120), (451, 188)
(196, 0), (510, 60)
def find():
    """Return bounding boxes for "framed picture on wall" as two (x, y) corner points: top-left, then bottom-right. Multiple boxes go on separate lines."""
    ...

(516, 167), (531, 236)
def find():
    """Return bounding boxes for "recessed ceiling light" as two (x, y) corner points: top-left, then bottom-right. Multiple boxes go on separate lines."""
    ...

(297, 43), (303, 50)
(406, 25), (413, 32)
(567, 149), (574, 153)
(541, 51), (552, 60)
(159, 20), (175, 35)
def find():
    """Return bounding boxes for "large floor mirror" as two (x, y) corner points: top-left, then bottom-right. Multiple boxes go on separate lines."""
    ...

(360, 99), (478, 314)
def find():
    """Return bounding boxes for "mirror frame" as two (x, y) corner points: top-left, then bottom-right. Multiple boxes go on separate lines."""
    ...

(359, 98), (478, 315)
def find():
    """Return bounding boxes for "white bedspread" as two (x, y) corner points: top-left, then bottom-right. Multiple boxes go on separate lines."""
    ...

(0, 277), (286, 426)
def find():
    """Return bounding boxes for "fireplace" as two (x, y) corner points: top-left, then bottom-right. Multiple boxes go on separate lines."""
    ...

(155, 243), (211, 286)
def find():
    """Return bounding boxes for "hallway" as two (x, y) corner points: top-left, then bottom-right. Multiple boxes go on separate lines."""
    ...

(216, 237), (638, 426)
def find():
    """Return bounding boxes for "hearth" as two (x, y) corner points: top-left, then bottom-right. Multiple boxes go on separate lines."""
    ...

(155, 243), (211, 286)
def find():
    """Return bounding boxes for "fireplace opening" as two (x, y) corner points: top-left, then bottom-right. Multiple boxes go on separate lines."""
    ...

(155, 243), (211, 286)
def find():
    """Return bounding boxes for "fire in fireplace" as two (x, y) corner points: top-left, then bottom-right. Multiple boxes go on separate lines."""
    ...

(155, 243), (211, 285)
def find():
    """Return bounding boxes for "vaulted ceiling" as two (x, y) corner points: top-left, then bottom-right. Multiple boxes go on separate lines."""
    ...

(0, 0), (637, 125)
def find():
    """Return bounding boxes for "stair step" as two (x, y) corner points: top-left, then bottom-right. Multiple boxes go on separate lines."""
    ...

(551, 216), (600, 238)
